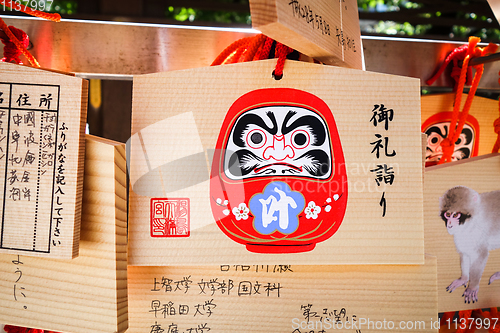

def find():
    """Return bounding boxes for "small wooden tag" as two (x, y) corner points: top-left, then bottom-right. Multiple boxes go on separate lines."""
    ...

(0, 62), (87, 259)
(250, 0), (363, 69)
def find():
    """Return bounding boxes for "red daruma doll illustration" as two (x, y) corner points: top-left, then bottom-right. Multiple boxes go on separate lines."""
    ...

(210, 88), (348, 253)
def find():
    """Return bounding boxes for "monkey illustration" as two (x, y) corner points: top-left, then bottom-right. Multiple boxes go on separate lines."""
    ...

(439, 186), (500, 303)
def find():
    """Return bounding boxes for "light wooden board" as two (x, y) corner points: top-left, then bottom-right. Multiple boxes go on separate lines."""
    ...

(488, 0), (500, 24)
(424, 153), (500, 312)
(249, 0), (363, 69)
(0, 135), (128, 333)
(0, 62), (88, 259)
(128, 255), (438, 333)
(129, 60), (424, 265)
(421, 93), (499, 165)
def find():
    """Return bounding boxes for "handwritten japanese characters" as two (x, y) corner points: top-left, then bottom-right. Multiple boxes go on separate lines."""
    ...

(288, 0), (331, 36)
(249, 0), (362, 69)
(127, 260), (438, 332)
(0, 63), (88, 259)
(11, 255), (26, 310)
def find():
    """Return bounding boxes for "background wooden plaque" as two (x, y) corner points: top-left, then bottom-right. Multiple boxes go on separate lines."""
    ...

(0, 63), (87, 259)
(424, 153), (500, 312)
(0, 135), (127, 333)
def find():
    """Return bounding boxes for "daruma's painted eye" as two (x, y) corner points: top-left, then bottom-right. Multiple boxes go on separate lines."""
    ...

(246, 129), (266, 149)
(291, 130), (310, 149)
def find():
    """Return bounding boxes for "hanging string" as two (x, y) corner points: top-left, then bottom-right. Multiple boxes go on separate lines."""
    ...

(0, 25), (29, 64)
(0, 20), (39, 67)
(272, 42), (293, 80)
(211, 34), (295, 78)
(0, 0), (61, 68)
(426, 44), (473, 90)
(438, 37), (498, 165)
(254, 36), (274, 61)
(211, 35), (258, 66)
(493, 71), (500, 153)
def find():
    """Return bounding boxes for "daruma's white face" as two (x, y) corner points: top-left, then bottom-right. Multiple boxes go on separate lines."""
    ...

(224, 105), (332, 181)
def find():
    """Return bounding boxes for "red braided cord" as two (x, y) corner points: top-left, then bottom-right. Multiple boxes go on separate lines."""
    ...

(0, 19), (39, 67)
(255, 37), (274, 60)
(243, 34), (266, 62)
(427, 45), (468, 86)
(273, 42), (293, 78)
(438, 37), (498, 164)
(438, 51), (471, 165)
(211, 36), (255, 66)
(1, 25), (28, 64)
(0, 0), (60, 22)
(226, 45), (247, 64)
(211, 35), (295, 79)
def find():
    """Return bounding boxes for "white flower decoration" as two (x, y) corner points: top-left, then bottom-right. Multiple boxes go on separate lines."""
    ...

(223, 209), (230, 216)
(326, 198), (332, 203)
(325, 205), (332, 212)
(304, 201), (321, 219)
(333, 194), (340, 201)
(232, 203), (250, 220)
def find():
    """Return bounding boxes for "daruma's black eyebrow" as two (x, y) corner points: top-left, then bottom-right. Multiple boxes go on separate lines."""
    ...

(282, 111), (326, 146)
(232, 112), (278, 147)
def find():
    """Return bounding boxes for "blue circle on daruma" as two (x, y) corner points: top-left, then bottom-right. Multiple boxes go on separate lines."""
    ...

(249, 181), (305, 235)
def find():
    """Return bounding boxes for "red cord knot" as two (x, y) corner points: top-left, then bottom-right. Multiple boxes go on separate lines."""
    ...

(426, 45), (470, 87)
(438, 138), (455, 164)
(450, 65), (463, 85)
(1, 25), (29, 64)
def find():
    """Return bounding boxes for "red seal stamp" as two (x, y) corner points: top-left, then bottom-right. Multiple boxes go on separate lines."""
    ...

(150, 198), (190, 237)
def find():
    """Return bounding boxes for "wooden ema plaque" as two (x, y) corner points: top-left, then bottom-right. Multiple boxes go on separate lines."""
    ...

(128, 60), (424, 266)
(127, 256), (438, 333)
(424, 153), (500, 311)
(0, 62), (87, 259)
(421, 93), (499, 166)
(249, 0), (363, 69)
(0, 135), (127, 333)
